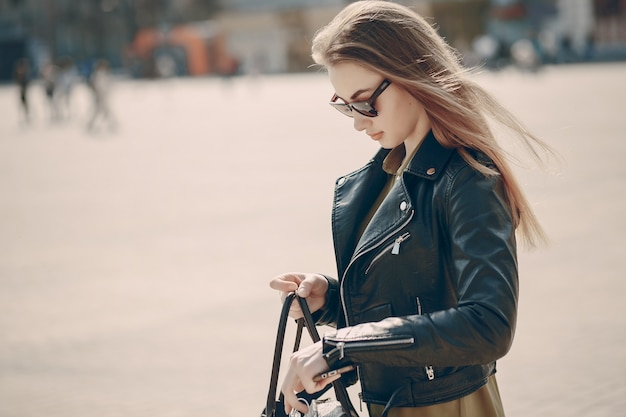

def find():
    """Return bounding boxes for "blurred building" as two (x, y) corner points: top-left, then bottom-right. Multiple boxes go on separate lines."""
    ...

(0, 0), (220, 80)
(0, 0), (135, 80)
(216, 0), (433, 74)
(216, 0), (626, 73)
(126, 21), (239, 78)
(215, 3), (342, 74)
(477, 0), (626, 65)
(1, 0), (625, 81)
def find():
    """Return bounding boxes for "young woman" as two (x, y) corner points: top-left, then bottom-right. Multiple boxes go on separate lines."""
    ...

(269, 2), (551, 416)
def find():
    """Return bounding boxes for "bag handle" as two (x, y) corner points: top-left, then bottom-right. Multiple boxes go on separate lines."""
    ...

(264, 292), (358, 417)
(295, 295), (358, 417)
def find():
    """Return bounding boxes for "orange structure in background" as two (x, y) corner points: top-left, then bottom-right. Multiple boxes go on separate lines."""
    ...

(127, 21), (239, 78)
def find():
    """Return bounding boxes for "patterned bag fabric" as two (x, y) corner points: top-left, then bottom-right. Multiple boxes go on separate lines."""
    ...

(289, 398), (349, 417)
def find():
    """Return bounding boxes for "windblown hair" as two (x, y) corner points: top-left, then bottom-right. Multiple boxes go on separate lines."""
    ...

(312, 0), (552, 248)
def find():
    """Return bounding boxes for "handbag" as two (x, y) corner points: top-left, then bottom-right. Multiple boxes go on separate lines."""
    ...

(260, 292), (359, 417)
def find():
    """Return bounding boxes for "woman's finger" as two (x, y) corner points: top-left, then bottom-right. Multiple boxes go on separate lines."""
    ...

(281, 368), (309, 415)
(269, 278), (299, 292)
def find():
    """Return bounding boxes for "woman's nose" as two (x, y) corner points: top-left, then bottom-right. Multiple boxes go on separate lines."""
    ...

(352, 113), (370, 132)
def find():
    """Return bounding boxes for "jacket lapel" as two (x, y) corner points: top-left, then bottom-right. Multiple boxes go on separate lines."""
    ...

(332, 149), (389, 276)
(332, 131), (456, 276)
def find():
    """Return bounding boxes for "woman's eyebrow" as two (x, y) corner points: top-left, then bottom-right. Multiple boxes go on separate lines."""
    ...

(350, 87), (372, 100)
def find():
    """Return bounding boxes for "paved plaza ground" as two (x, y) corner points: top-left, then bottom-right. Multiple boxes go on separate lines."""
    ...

(1, 62), (625, 417)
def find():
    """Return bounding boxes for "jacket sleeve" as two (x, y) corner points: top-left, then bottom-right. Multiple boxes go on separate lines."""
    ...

(322, 165), (518, 369)
(312, 275), (341, 327)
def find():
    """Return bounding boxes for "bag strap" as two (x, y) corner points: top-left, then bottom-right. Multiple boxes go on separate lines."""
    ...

(265, 292), (296, 416)
(265, 292), (358, 417)
(295, 295), (359, 417)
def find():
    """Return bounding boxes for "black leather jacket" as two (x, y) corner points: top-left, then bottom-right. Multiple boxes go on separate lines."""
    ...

(315, 131), (518, 408)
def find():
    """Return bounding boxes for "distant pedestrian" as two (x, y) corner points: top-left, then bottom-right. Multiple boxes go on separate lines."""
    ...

(13, 58), (30, 125)
(41, 61), (59, 122)
(86, 59), (116, 132)
(56, 56), (78, 121)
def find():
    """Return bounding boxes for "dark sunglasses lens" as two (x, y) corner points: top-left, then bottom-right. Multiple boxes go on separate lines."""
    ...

(330, 103), (354, 117)
(351, 102), (377, 117)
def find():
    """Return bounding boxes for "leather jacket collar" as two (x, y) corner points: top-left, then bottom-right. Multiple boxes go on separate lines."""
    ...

(332, 131), (455, 276)
(404, 130), (455, 181)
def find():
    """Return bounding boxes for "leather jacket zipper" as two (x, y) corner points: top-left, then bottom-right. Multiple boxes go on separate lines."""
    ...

(364, 231), (411, 274)
(323, 336), (415, 362)
(416, 297), (436, 381)
(391, 232), (411, 255)
(425, 365), (435, 380)
(339, 211), (415, 326)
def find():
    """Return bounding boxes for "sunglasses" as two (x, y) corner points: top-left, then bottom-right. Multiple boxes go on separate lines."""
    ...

(330, 79), (392, 117)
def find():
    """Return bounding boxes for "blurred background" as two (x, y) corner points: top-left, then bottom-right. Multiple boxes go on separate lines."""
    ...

(1, 0), (626, 82)
(1, 1), (626, 417)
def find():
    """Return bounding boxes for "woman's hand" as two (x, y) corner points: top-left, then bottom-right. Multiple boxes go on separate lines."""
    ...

(269, 273), (328, 319)
(281, 341), (341, 415)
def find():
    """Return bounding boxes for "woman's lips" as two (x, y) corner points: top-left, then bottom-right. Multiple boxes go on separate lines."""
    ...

(369, 132), (383, 141)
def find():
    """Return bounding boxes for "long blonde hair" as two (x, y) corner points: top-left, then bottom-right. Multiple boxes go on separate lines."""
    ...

(312, 0), (552, 248)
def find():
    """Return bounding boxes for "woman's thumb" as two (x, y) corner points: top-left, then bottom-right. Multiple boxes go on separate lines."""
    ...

(296, 283), (310, 297)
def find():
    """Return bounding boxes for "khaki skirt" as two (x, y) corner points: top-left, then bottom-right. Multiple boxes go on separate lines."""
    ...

(367, 375), (505, 417)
